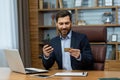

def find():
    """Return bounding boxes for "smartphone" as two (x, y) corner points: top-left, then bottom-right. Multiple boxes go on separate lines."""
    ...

(43, 40), (51, 46)
(36, 75), (50, 78)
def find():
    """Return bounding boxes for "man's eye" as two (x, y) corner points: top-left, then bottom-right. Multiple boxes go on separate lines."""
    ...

(65, 22), (70, 25)
(59, 22), (70, 25)
(59, 23), (63, 25)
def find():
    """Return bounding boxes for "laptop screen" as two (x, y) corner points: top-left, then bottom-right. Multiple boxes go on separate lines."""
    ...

(4, 49), (26, 73)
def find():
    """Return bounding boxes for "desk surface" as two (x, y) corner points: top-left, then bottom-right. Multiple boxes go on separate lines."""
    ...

(0, 68), (120, 80)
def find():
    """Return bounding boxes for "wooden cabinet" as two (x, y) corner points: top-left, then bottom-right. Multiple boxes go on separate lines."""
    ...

(105, 60), (120, 71)
(29, 0), (120, 69)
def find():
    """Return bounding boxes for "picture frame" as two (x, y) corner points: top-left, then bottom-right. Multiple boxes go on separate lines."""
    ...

(75, 0), (82, 7)
(105, 0), (113, 6)
(111, 34), (118, 42)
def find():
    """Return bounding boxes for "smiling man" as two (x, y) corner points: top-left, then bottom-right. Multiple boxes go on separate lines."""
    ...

(42, 10), (94, 70)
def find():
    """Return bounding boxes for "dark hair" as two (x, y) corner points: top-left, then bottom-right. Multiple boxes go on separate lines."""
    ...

(55, 10), (72, 22)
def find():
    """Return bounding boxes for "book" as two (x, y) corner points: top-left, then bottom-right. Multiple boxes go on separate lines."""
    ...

(58, 0), (63, 8)
(39, 0), (43, 9)
(98, 78), (120, 80)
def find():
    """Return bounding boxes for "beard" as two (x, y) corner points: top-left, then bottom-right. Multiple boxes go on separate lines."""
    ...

(58, 28), (71, 38)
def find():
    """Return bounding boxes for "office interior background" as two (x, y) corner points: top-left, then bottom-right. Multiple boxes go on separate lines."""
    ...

(1, 0), (120, 70)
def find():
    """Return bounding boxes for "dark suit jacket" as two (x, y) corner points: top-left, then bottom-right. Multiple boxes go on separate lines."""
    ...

(42, 31), (94, 70)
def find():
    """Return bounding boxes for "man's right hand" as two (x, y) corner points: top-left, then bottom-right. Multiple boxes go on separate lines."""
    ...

(43, 45), (54, 58)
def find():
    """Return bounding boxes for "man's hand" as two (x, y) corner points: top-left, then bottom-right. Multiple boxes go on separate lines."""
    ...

(69, 48), (81, 59)
(43, 45), (54, 57)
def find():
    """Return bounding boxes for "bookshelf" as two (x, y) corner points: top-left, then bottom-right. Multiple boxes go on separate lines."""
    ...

(29, 0), (120, 69)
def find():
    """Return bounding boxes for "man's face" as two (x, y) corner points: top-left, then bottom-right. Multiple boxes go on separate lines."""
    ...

(56, 16), (72, 38)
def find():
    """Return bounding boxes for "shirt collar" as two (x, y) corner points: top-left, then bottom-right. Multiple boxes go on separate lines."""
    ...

(60, 30), (72, 40)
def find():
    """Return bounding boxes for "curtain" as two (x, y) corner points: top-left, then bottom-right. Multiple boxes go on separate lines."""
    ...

(0, 0), (18, 67)
(17, 0), (31, 67)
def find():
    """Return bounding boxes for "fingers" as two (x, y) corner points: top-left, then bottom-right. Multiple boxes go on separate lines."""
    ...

(69, 48), (80, 53)
(69, 48), (80, 58)
(43, 45), (54, 57)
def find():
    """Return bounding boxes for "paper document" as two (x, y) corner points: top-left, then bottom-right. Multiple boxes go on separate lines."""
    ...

(54, 72), (88, 76)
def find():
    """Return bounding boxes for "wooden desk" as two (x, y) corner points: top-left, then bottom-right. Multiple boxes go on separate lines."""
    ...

(0, 68), (120, 80)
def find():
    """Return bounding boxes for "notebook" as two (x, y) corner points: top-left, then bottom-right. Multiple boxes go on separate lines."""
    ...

(54, 72), (88, 76)
(4, 49), (48, 74)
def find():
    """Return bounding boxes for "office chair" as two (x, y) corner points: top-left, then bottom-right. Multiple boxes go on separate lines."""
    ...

(72, 26), (107, 70)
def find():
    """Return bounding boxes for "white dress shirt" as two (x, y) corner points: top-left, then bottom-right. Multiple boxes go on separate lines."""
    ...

(61, 31), (72, 70)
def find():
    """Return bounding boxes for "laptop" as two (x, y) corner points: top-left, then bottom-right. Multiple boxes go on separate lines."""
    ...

(4, 49), (48, 74)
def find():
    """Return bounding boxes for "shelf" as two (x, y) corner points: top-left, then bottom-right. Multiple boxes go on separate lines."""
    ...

(38, 8), (75, 11)
(39, 42), (106, 45)
(107, 42), (120, 45)
(73, 24), (120, 27)
(38, 6), (118, 11)
(90, 42), (120, 45)
(39, 26), (56, 29)
(76, 6), (117, 10)
(39, 24), (120, 28)
(39, 42), (120, 45)
(40, 42), (104, 45)
(90, 42), (106, 44)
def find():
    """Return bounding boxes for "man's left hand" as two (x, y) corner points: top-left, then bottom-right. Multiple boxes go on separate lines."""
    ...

(69, 48), (80, 59)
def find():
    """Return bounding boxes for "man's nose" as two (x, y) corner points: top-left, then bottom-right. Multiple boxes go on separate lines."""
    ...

(62, 24), (66, 28)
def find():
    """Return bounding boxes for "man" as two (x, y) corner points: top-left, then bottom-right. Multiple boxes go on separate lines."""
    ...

(42, 10), (94, 70)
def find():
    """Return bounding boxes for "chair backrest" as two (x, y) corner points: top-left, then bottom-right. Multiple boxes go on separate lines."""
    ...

(72, 26), (107, 70)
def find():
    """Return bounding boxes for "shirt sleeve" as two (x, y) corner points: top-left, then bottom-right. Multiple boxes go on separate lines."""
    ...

(76, 54), (82, 61)
(43, 55), (50, 60)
